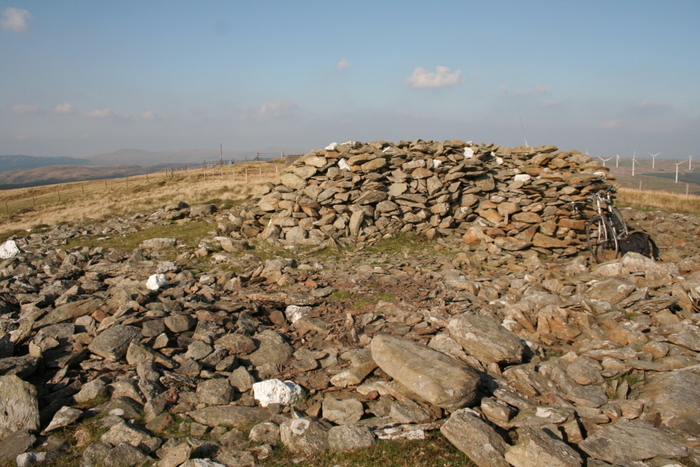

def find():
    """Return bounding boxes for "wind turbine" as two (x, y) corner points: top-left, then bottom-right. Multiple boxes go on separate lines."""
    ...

(675, 161), (684, 183)
(631, 151), (639, 176)
(615, 154), (620, 167)
(598, 157), (612, 167)
(689, 155), (693, 171)
(649, 152), (660, 169)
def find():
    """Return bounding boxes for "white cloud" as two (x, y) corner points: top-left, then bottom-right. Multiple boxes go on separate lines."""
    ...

(406, 66), (463, 89)
(141, 110), (169, 121)
(85, 108), (132, 121)
(1, 7), (31, 33)
(336, 58), (351, 71)
(600, 119), (623, 129)
(240, 99), (300, 122)
(50, 103), (76, 114)
(12, 104), (40, 115)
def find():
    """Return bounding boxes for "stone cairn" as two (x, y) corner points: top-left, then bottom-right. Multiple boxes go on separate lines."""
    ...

(1, 140), (700, 467)
(238, 139), (611, 252)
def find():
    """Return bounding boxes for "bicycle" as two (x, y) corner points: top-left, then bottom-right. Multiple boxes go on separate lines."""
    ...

(571, 187), (629, 263)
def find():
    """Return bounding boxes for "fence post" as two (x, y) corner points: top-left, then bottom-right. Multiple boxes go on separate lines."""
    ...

(245, 168), (249, 183)
(57, 187), (61, 201)
(5, 201), (8, 216)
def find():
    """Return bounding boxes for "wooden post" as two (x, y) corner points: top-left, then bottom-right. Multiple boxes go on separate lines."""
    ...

(81, 184), (85, 195)
(104, 179), (107, 190)
(5, 201), (9, 216)
(245, 168), (249, 183)
(57, 187), (61, 201)
(259, 166), (262, 179)
(32, 197), (36, 208)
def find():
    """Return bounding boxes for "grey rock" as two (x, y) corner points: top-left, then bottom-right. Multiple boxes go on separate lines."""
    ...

(88, 325), (141, 362)
(140, 237), (177, 249)
(328, 424), (375, 452)
(279, 417), (328, 455)
(74, 379), (109, 404)
(100, 420), (161, 454)
(0, 375), (40, 438)
(0, 430), (36, 462)
(155, 440), (191, 467)
(102, 442), (149, 467)
(229, 366), (256, 392)
(579, 420), (688, 464)
(447, 313), (523, 365)
(370, 333), (480, 410)
(44, 406), (82, 432)
(248, 422), (280, 445)
(322, 395), (364, 425)
(163, 314), (196, 333)
(505, 427), (582, 467)
(440, 408), (510, 467)
(638, 368), (700, 436)
(187, 406), (270, 427)
(389, 399), (436, 424)
(196, 379), (233, 406)
(586, 277), (636, 305)
(247, 330), (293, 366)
(80, 443), (112, 467)
(0, 355), (40, 379)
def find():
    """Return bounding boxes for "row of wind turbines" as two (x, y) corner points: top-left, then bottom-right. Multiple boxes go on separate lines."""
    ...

(598, 152), (693, 183)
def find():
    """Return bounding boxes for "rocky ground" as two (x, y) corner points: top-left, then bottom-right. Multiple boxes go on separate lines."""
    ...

(1, 141), (700, 467)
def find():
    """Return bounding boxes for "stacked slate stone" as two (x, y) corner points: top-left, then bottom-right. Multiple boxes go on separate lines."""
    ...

(240, 140), (612, 254)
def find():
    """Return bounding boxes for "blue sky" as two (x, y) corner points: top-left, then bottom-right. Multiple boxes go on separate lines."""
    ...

(1, 1), (698, 160)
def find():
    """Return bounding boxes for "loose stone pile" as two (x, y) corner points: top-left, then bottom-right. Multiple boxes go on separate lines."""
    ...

(239, 140), (611, 255)
(1, 141), (700, 467)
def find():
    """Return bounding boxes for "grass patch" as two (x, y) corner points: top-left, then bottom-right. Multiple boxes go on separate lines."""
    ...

(362, 232), (438, 258)
(617, 187), (700, 215)
(66, 220), (215, 252)
(260, 431), (475, 467)
(330, 290), (396, 312)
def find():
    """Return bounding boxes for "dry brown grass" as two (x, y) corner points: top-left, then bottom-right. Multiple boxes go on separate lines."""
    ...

(0, 162), (283, 234)
(617, 187), (700, 215)
(2, 164), (698, 238)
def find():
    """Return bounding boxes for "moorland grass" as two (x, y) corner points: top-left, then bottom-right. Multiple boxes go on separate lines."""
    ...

(617, 187), (700, 215)
(0, 162), (282, 236)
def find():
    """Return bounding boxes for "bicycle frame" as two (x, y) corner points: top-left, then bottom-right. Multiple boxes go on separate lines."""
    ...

(572, 187), (629, 263)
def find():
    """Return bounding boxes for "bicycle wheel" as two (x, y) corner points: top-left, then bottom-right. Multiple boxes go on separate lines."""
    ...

(609, 207), (629, 236)
(586, 215), (619, 263)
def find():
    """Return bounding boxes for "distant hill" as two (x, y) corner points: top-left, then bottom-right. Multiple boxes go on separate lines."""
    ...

(0, 155), (90, 173)
(0, 146), (307, 189)
(0, 164), (150, 190)
(86, 147), (306, 166)
(608, 157), (700, 195)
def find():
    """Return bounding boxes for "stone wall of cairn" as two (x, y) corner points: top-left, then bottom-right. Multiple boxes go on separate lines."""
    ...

(237, 140), (614, 255)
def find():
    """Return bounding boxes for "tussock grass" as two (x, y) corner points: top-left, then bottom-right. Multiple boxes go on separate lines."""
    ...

(263, 431), (474, 467)
(617, 187), (700, 215)
(0, 162), (282, 235)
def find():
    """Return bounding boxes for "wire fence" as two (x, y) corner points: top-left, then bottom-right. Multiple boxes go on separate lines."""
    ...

(0, 162), (281, 219)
